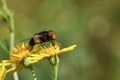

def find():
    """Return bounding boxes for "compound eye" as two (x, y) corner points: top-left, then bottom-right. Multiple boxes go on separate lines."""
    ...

(48, 31), (56, 39)
(52, 34), (56, 40)
(48, 30), (54, 36)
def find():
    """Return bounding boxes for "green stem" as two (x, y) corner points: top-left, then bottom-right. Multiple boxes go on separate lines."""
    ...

(10, 32), (14, 50)
(30, 66), (37, 80)
(10, 25), (19, 80)
(23, 58), (37, 80)
(53, 59), (59, 80)
(1, 0), (19, 80)
(49, 55), (59, 80)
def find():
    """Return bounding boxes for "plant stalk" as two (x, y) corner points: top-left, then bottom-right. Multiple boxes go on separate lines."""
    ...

(50, 55), (59, 80)
(1, 0), (19, 80)
(30, 66), (37, 80)
(53, 60), (59, 80)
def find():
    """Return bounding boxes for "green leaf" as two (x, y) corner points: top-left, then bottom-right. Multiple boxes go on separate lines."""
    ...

(0, 10), (9, 21)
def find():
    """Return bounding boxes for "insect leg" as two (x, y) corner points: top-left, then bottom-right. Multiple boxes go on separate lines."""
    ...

(51, 40), (55, 46)
(40, 43), (46, 48)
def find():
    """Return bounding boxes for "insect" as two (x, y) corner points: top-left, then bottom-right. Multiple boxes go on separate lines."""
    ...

(29, 30), (56, 50)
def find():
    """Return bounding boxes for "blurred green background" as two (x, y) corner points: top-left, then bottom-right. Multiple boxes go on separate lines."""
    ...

(0, 0), (120, 80)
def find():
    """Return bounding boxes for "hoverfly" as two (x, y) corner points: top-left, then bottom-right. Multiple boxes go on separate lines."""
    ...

(28, 30), (56, 50)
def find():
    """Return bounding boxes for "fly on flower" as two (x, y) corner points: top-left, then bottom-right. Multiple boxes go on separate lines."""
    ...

(19, 30), (56, 51)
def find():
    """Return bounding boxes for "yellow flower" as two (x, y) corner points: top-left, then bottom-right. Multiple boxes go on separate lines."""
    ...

(0, 42), (76, 79)
(10, 42), (76, 66)
(0, 60), (15, 80)
(0, 63), (6, 80)
(26, 43), (77, 64)
(10, 43), (31, 63)
(9, 43), (34, 72)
